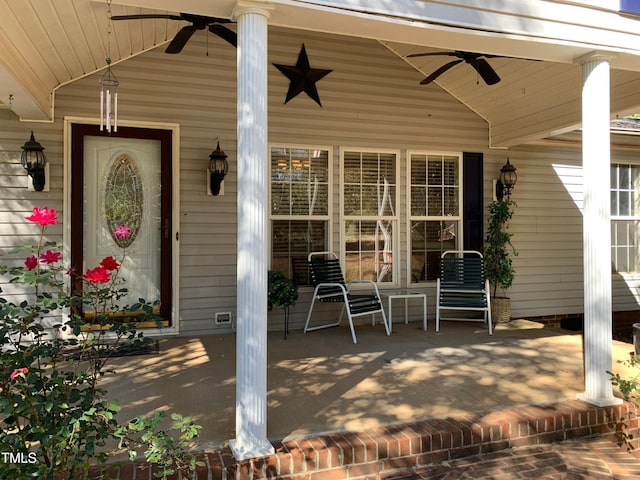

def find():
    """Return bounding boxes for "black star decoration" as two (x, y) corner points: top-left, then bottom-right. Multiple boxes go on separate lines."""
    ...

(273, 44), (332, 107)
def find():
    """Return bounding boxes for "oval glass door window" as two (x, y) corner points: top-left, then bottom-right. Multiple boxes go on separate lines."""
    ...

(104, 153), (143, 248)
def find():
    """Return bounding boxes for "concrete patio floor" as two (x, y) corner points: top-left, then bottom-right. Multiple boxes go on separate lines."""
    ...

(101, 319), (638, 451)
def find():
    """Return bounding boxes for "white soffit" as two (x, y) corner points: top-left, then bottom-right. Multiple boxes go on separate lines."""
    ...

(0, 0), (181, 120)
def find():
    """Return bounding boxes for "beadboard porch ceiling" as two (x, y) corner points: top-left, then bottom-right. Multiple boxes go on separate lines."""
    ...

(1, 0), (640, 147)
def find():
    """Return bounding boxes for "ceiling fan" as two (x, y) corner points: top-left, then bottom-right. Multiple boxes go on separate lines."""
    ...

(406, 50), (522, 86)
(111, 13), (237, 54)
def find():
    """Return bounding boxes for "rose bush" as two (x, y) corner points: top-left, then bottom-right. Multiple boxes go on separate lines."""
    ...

(0, 207), (201, 480)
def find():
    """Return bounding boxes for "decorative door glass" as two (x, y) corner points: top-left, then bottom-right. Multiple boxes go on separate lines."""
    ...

(83, 136), (162, 312)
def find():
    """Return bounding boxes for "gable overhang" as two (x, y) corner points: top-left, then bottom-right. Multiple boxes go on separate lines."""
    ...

(2, 0), (640, 146)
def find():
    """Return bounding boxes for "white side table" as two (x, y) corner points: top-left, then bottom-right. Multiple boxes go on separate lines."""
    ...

(379, 289), (427, 332)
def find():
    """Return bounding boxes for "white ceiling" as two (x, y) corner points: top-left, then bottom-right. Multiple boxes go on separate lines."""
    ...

(0, 0), (182, 119)
(1, 0), (640, 147)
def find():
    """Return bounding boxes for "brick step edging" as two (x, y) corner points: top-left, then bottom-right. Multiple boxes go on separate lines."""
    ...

(90, 399), (639, 480)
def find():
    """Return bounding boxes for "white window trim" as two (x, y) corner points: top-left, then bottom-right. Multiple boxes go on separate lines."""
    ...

(611, 162), (640, 275)
(339, 147), (401, 286)
(406, 150), (464, 286)
(268, 143), (333, 276)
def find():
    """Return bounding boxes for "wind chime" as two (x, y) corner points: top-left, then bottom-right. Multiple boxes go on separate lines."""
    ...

(99, 0), (118, 132)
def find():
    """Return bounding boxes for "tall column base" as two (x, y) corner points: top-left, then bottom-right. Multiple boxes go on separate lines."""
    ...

(230, 437), (275, 461)
(576, 392), (622, 407)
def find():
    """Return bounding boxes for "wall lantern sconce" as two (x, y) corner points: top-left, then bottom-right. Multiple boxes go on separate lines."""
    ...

(495, 158), (517, 201)
(21, 131), (48, 192)
(208, 141), (228, 196)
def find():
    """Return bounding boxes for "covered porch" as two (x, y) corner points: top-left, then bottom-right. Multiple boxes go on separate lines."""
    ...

(102, 319), (637, 449)
(2, 0), (640, 464)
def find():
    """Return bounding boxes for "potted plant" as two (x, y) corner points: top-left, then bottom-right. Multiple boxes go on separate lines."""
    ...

(484, 199), (518, 323)
(268, 270), (299, 338)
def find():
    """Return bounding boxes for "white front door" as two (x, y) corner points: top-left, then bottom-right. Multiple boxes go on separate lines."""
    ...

(83, 136), (162, 308)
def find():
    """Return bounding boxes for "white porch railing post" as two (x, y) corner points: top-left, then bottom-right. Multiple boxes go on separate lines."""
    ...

(230, 0), (275, 460)
(575, 52), (622, 407)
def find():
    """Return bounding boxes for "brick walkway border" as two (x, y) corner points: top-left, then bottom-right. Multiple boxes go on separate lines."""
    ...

(384, 437), (640, 479)
(89, 399), (639, 480)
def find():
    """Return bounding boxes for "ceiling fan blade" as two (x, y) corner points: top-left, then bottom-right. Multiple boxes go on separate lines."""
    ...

(209, 24), (237, 47)
(111, 14), (183, 21)
(209, 17), (234, 24)
(165, 25), (197, 54)
(482, 53), (540, 62)
(407, 51), (458, 59)
(419, 59), (463, 85)
(469, 58), (501, 85)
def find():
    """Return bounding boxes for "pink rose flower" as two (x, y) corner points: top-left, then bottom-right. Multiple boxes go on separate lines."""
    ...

(25, 207), (58, 226)
(40, 250), (62, 265)
(85, 266), (111, 284)
(114, 224), (131, 240)
(25, 256), (38, 270)
(10, 367), (28, 381)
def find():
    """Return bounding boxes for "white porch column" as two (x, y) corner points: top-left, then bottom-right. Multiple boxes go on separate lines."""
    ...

(575, 52), (622, 407)
(230, 0), (275, 460)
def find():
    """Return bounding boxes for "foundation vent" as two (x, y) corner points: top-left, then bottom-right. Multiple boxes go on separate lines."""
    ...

(215, 312), (233, 325)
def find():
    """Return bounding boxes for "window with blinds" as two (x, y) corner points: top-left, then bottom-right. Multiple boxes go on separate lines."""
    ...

(611, 163), (640, 273)
(409, 152), (462, 282)
(342, 150), (398, 283)
(270, 146), (331, 283)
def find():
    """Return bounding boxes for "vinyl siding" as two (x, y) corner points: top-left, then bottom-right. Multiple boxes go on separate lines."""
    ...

(505, 140), (640, 318)
(0, 26), (639, 336)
